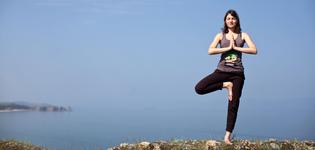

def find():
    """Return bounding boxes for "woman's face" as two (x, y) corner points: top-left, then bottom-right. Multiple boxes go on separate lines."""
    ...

(225, 14), (238, 29)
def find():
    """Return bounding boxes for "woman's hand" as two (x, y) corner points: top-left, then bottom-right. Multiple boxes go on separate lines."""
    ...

(208, 33), (234, 55)
(230, 37), (235, 50)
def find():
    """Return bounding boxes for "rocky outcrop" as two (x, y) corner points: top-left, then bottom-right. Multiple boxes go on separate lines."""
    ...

(0, 140), (49, 150)
(108, 139), (315, 150)
(0, 102), (72, 112)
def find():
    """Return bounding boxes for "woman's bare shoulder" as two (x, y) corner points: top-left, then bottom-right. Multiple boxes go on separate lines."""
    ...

(215, 32), (223, 40)
(241, 32), (249, 36)
(241, 32), (250, 40)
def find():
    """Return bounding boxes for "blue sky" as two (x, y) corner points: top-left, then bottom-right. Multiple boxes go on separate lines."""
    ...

(1, 0), (314, 109)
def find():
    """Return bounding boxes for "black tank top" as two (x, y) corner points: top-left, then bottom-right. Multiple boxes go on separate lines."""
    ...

(217, 33), (245, 73)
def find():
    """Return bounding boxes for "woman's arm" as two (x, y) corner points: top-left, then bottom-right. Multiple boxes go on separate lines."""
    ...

(233, 32), (257, 54)
(208, 33), (233, 55)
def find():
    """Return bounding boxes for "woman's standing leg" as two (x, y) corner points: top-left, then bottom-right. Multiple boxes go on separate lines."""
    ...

(224, 76), (245, 144)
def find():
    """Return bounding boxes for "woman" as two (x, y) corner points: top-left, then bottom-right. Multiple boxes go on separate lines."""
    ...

(195, 9), (257, 145)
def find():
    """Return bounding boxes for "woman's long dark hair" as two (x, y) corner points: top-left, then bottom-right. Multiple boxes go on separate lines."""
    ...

(222, 9), (241, 33)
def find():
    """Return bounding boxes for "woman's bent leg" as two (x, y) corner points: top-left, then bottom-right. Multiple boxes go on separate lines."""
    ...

(195, 70), (229, 95)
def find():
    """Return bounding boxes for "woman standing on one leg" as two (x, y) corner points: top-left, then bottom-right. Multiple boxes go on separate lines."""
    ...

(195, 9), (257, 145)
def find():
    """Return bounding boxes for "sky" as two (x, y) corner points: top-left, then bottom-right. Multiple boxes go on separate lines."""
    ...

(1, 0), (315, 111)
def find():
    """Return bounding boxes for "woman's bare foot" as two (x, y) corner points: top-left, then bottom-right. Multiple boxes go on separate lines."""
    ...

(224, 131), (233, 145)
(223, 82), (233, 101)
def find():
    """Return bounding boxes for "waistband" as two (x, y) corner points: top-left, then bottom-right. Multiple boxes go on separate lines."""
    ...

(215, 69), (245, 79)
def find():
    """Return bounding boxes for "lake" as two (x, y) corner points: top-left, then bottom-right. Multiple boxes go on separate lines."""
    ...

(0, 97), (314, 150)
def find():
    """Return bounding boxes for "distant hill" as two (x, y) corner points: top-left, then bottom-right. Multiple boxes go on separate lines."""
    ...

(0, 102), (72, 112)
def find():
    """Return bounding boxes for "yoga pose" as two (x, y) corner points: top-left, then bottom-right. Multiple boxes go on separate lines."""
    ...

(195, 9), (257, 145)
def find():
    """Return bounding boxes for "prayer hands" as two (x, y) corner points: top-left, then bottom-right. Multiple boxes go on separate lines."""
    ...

(229, 36), (236, 50)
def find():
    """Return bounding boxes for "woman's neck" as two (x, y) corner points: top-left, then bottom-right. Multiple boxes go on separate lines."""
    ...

(228, 28), (236, 34)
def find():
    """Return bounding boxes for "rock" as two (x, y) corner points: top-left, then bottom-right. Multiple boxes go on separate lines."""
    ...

(270, 142), (280, 149)
(149, 142), (161, 150)
(304, 141), (315, 147)
(119, 143), (128, 147)
(268, 138), (277, 142)
(108, 139), (315, 150)
(237, 140), (256, 150)
(206, 140), (220, 147)
(139, 141), (150, 147)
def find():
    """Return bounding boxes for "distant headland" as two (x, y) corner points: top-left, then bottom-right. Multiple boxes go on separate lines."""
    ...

(0, 102), (72, 112)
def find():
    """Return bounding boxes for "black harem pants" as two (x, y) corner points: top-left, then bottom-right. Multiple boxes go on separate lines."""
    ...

(195, 69), (245, 132)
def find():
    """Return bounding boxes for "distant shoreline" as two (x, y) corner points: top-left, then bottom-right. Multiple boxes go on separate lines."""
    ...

(0, 102), (72, 112)
(0, 109), (31, 113)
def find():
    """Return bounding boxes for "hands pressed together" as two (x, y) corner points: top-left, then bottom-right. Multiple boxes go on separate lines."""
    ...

(228, 35), (237, 50)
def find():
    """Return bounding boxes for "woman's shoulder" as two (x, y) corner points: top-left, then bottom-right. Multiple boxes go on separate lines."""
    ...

(241, 32), (249, 36)
(215, 32), (224, 40)
(241, 32), (250, 40)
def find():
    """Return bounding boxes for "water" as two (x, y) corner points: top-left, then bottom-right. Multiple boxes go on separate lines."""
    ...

(1, 98), (314, 150)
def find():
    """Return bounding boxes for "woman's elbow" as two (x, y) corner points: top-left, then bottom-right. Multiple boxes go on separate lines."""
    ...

(253, 48), (258, 55)
(249, 47), (257, 55)
(208, 49), (215, 55)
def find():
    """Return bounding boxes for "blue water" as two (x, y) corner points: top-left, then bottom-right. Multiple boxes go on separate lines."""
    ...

(1, 98), (314, 150)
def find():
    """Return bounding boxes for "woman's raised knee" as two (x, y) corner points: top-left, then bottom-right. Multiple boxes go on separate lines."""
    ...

(195, 85), (206, 95)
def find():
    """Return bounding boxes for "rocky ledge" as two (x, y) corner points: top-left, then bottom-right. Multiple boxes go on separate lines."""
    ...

(108, 139), (315, 150)
(0, 140), (49, 150)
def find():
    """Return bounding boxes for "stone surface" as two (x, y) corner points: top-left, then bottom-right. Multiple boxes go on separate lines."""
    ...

(108, 139), (315, 150)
